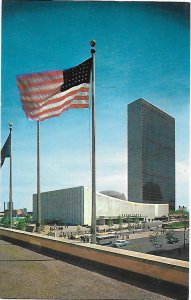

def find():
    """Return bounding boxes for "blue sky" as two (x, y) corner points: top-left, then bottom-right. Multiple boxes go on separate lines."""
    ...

(1, 1), (190, 211)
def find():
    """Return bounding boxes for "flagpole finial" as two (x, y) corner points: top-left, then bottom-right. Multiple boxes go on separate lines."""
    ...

(9, 123), (13, 131)
(90, 40), (96, 47)
(90, 40), (96, 54)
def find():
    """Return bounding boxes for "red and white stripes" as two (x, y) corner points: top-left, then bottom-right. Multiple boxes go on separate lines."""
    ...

(17, 70), (90, 121)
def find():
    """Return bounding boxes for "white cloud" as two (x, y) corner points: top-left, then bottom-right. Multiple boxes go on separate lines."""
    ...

(96, 151), (127, 195)
(176, 160), (190, 209)
(97, 172), (127, 194)
(176, 160), (189, 185)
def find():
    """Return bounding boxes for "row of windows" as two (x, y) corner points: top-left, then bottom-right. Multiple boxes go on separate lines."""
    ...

(142, 118), (174, 133)
(142, 164), (175, 175)
(142, 104), (174, 125)
(142, 139), (175, 153)
(33, 188), (84, 223)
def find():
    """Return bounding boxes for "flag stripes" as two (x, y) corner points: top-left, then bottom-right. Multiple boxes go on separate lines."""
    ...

(16, 58), (92, 121)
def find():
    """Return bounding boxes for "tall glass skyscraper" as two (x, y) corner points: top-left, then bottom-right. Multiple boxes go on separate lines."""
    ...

(128, 98), (175, 210)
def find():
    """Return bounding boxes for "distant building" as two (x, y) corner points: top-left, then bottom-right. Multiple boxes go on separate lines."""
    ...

(128, 98), (175, 210)
(27, 211), (33, 217)
(33, 186), (169, 225)
(16, 208), (28, 216)
(4, 207), (27, 217)
(4, 210), (17, 217)
(22, 208), (28, 215)
(178, 206), (187, 212)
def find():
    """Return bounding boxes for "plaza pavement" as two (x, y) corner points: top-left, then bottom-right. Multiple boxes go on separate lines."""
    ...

(0, 238), (178, 300)
(42, 224), (189, 256)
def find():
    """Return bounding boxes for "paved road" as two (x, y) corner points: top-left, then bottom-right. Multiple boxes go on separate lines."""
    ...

(0, 238), (175, 300)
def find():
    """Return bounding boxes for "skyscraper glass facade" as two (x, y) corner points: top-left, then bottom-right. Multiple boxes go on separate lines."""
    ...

(128, 98), (175, 210)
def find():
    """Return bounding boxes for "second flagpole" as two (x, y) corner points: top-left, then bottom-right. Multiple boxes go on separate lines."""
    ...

(90, 40), (96, 244)
(37, 120), (41, 233)
(9, 123), (13, 229)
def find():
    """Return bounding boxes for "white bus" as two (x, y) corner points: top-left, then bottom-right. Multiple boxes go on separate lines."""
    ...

(96, 234), (117, 245)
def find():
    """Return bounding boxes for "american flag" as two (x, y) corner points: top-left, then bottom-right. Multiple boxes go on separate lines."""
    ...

(16, 58), (92, 121)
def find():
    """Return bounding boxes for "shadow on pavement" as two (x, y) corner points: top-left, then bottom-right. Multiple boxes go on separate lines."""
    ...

(148, 244), (189, 261)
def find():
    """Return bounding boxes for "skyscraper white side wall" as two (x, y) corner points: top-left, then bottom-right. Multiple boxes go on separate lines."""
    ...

(33, 186), (84, 224)
(128, 100), (143, 202)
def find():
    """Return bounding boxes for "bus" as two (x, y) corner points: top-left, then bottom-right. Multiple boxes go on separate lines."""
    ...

(96, 234), (117, 245)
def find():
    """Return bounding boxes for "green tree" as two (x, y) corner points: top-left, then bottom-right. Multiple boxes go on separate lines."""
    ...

(107, 217), (113, 229)
(149, 232), (161, 251)
(117, 215), (123, 224)
(142, 221), (147, 231)
(117, 215), (123, 231)
(127, 215), (132, 230)
(25, 215), (32, 224)
(76, 225), (81, 234)
(134, 216), (140, 229)
(15, 219), (27, 231)
(118, 224), (123, 231)
(0, 216), (10, 228)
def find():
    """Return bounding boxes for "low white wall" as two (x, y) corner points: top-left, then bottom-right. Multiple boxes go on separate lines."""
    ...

(0, 228), (188, 287)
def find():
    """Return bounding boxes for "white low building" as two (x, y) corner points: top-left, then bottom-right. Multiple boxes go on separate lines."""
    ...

(33, 186), (169, 225)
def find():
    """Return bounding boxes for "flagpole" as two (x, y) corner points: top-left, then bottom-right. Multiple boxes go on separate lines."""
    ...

(37, 121), (41, 233)
(90, 40), (96, 244)
(9, 123), (13, 229)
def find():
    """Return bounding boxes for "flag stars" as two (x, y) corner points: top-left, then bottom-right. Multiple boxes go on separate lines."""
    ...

(61, 58), (92, 92)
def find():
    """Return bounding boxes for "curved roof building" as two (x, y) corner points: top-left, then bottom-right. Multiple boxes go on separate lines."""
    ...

(33, 186), (169, 225)
(99, 190), (127, 200)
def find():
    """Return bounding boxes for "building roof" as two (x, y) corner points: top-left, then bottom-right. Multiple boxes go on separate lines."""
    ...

(99, 190), (127, 200)
(128, 98), (175, 120)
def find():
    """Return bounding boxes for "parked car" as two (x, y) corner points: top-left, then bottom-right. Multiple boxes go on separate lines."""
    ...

(112, 240), (129, 248)
(149, 227), (157, 231)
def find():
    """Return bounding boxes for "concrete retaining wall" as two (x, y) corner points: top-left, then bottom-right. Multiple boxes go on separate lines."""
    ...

(0, 227), (188, 287)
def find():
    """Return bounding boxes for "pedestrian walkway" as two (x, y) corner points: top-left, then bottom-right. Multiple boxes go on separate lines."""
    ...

(129, 231), (151, 240)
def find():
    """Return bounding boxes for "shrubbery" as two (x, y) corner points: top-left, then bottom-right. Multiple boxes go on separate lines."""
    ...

(0, 215), (32, 231)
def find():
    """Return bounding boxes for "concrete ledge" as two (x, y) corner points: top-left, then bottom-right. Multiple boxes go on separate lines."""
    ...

(0, 227), (189, 287)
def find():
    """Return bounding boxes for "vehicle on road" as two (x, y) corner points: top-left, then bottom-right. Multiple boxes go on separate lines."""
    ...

(112, 240), (130, 248)
(149, 227), (158, 231)
(96, 234), (117, 245)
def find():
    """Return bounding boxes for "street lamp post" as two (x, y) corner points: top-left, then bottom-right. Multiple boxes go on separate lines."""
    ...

(179, 206), (187, 249)
(183, 224), (186, 249)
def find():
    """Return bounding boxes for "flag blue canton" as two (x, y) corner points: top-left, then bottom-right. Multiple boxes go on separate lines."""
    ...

(61, 58), (92, 92)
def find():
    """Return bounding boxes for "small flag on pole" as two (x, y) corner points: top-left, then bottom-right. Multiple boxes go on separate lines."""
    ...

(1, 133), (11, 167)
(16, 58), (92, 121)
